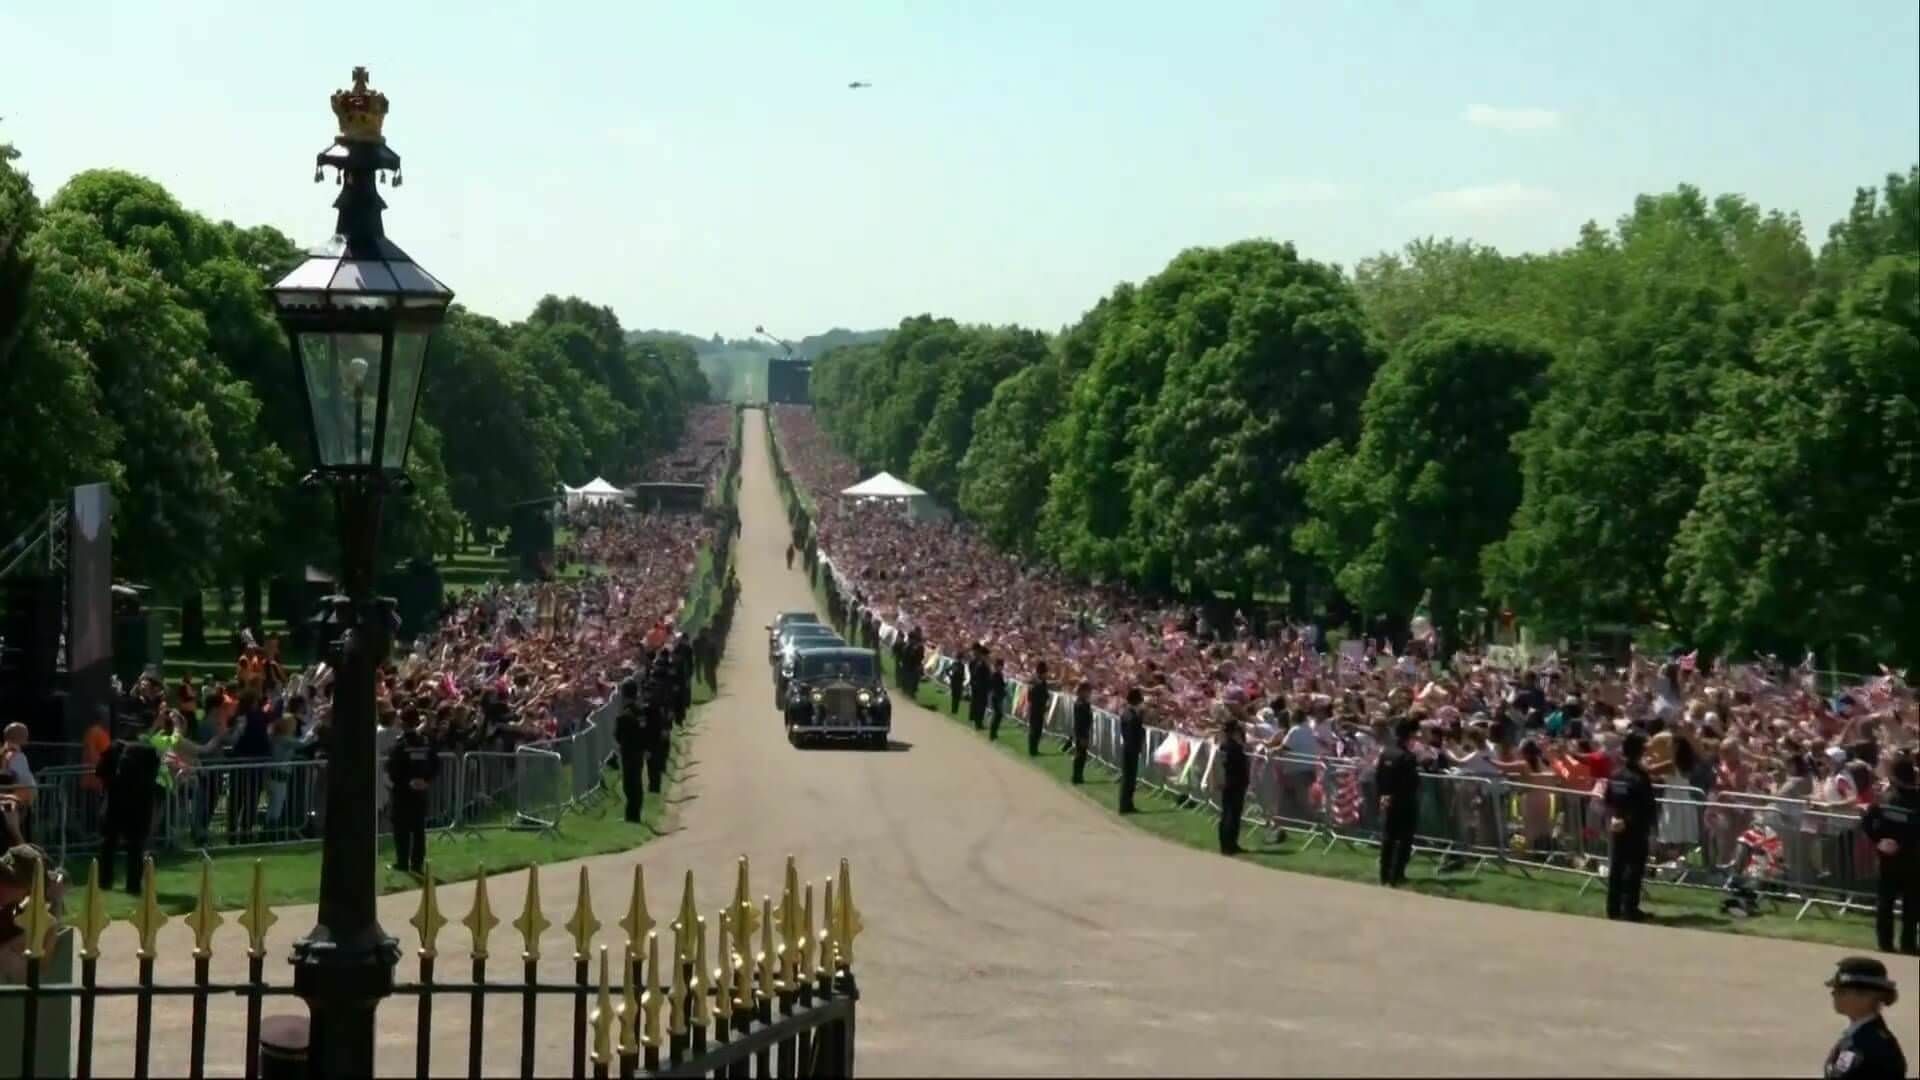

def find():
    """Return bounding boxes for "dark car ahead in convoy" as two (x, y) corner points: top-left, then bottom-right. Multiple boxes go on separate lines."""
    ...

(767, 610), (823, 663)
(784, 646), (890, 748)
(774, 625), (844, 703)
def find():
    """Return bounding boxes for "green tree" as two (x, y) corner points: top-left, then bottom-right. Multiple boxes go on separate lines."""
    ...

(1119, 241), (1379, 599)
(1295, 318), (1552, 647)
(0, 144), (118, 519)
(26, 206), (242, 593)
(1817, 166), (1919, 287)
(1483, 185), (1813, 636)
(1668, 255), (1920, 666)
(956, 359), (1064, 552)
(908, 326), (1050, 502)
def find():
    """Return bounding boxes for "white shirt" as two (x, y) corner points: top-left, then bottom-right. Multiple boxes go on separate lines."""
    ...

(3, 747), (31, 789)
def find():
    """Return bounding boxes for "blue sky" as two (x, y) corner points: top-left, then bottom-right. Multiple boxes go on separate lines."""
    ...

(2, 1), (1914, 337)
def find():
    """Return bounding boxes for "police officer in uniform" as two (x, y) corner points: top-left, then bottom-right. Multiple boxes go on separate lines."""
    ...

(1822, 956), (1906, 1079)
(1376, 716), (1422, 887)
(672, 632), (695, 725)
(1218, 718), (1250, 855)
(967, 648), (993, 732)
(95, 734), (162, 893)
(1604, 730), (1658, 921)
(643, 654), (674, 794)
(1861, 754), (1920, 955)
(947, 652), (966, 716)
(1025, 661), (1053, 757)
(385, 709), (439, 874)
(614, 678), (647, 822)
(1070, 681), (1096, 784)
(1117, 687), (1147, 813)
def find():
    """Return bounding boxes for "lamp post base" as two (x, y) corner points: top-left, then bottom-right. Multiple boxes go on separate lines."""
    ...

(291, 927), (400, 1078)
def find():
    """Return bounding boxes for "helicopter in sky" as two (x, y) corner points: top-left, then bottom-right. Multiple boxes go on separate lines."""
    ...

(847, 81), (872, 89)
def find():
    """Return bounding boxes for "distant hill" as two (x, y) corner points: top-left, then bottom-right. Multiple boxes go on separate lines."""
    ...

(625, 327), (891, 400)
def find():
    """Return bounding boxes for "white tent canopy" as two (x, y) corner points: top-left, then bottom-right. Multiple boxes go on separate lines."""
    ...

(841, 472), (926, 499)
(562, 476), (626, 508)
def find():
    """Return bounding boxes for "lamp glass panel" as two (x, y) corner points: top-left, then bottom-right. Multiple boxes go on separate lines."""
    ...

(297, 330), (386, 469)
(380, 328), (432, 470)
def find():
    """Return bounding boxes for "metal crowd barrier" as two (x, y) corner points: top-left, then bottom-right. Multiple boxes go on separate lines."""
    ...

(879, 601), (1889, 921)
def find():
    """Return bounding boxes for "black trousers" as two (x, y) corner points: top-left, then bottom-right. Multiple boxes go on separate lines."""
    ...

(1607, 830), (1650, 918)
(646, 739), (670, 794)
(1026, 718), (1043, 757)
(228, 765), (263, 843)
(1118, 750), (1140, 811)
(1219, 786), (1247, 853)
(1071, 736), (1091, 784)
(1380, 809), (1417, 885)
(621, 752), (645, 821)
(99, 807), (152, 892)
(392, 793), (427, 872)
(950, 684), (963, 715)
(1875, 857), (1918, 953)
(969, 700), (987, 732)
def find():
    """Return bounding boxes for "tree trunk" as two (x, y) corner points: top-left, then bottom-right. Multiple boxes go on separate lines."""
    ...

(242, 573), (264, 636)
(180, 588), (207, 652)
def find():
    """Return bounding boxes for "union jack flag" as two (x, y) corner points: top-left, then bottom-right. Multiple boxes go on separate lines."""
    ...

(1738, 825), (1785, 880)
(1314, 761), (1364, 827)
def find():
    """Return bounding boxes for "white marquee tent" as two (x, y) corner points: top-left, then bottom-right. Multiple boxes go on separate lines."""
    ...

(840, 472), (925, 499)
(561, 476), (626, 508)
(841, 471), (943, 520)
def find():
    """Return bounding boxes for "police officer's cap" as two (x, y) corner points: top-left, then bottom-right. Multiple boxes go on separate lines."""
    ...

(1826, 956), (1898, 1000)
(1621, 731), (1647, 759)
(621, 679), (637, 698)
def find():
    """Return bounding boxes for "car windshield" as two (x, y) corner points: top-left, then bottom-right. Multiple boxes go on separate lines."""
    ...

(783, 628), (839, 647)
(798, 653), (876, 679)
(774, 613), (821, 632)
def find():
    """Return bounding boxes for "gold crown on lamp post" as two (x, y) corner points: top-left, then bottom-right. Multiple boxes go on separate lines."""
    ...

(331, 65), (389, 141)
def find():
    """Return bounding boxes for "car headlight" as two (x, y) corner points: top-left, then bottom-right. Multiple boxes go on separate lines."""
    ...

(857, 690), (872, 705)
(810, 691), (824, 704)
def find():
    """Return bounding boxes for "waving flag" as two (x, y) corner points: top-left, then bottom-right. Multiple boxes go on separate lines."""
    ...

(1153, 732), (1190, 770)
(1330, 766), (1363, 827)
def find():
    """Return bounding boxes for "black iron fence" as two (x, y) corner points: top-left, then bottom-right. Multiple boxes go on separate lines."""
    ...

(0, 854), (861, 1079)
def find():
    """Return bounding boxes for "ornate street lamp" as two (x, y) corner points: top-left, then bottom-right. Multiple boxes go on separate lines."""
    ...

(266, 66), (452, 1077)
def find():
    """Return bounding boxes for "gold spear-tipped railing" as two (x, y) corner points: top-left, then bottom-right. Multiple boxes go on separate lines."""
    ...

(5, 853), (861, 1080)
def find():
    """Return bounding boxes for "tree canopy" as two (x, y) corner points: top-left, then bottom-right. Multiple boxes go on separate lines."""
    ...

(810, 166), (1920, 667)
(0, 146), (710, 607)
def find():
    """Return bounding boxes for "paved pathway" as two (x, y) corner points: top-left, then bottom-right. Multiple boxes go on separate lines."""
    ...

(79, 408), (1917, 1076)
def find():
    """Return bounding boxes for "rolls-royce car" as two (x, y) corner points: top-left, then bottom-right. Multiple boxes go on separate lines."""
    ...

(783, 647), (889, 748)
(767, 610), (823, 663)
(773, 625), (844, 703)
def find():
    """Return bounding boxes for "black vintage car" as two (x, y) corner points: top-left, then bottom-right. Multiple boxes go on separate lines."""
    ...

(767, 610), (824, 663)
(773, 625), (844, 704)
(783, 646), (889, 748)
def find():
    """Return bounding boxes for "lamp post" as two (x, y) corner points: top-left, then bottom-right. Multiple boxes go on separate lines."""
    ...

(266, 66), (453, 1077)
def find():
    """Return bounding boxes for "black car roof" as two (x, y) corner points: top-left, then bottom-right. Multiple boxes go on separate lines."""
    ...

(794, 646), (874, 659)
(774, 611), (821, 623)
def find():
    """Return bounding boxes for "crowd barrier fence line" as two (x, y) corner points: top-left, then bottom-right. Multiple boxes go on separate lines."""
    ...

(803, 547), (1889, 922)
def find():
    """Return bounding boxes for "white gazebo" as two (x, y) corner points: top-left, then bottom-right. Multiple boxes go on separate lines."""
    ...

(562, 476), (626, 508)
(841, 471), (941, 520)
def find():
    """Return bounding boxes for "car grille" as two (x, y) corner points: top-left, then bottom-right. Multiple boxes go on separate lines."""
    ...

(821, 686), (860, 724)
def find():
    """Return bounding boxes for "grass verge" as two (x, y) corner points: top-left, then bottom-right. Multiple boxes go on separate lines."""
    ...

(903, 674), (1881, 949)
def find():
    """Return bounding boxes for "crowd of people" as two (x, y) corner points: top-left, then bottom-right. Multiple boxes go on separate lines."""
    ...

(0, 410), (742, 899)
(771, 404), (1920, 955)
(637, 405), (735, 484)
